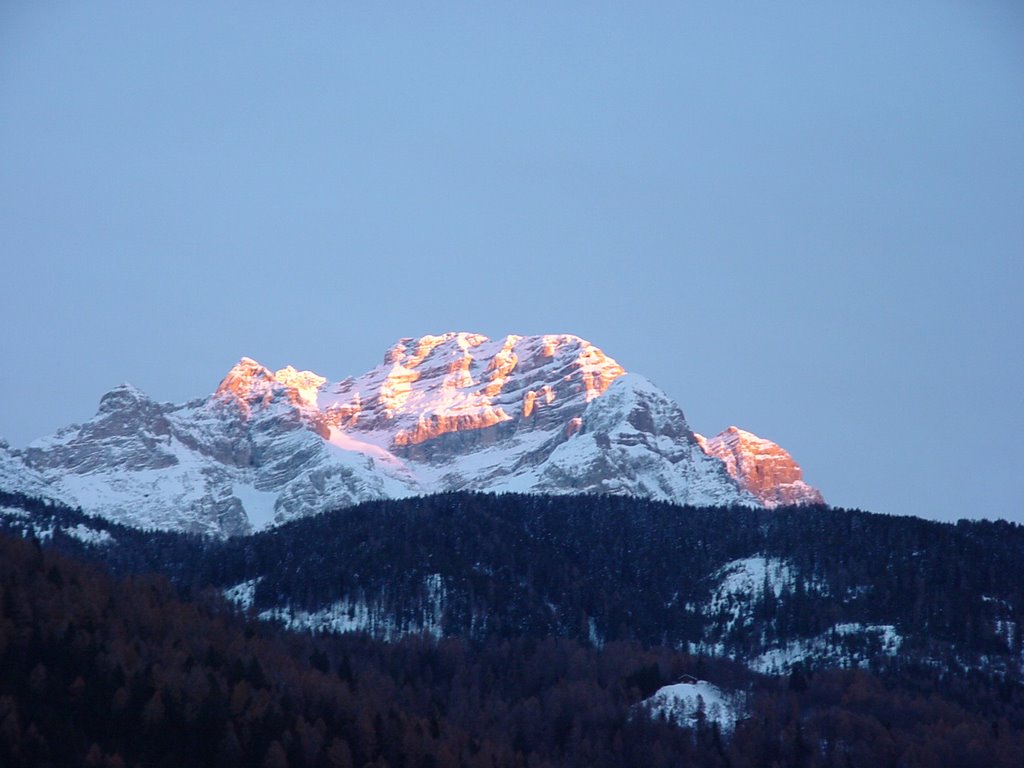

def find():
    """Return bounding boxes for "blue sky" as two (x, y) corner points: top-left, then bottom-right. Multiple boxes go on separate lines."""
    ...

(2, 2), (1022, 522)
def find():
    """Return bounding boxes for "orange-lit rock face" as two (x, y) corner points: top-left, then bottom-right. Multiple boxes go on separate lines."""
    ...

(522, 386), (558, 419)
(394, 408), (511, 447)
(215, 358), (326, 423)
(317, 332), (626, 451)
(216, 358), (274, 400)
(214, 358), (282, 417)
(212, 335), (627, 456)
(523, 390), (538, 419)
(575, 343), (624, 402)
(378, 364), (420, 417)
(326, 396), (362, 430)
(483, 335), (520, 397)
(273, 366), (327, 408)
(209, 351), (821, 509)
(697, 426), (824, 508)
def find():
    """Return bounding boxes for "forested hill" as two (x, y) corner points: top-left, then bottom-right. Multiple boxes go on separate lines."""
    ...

(3, 494), (1024, 767)
(4, 490), (1024, 673)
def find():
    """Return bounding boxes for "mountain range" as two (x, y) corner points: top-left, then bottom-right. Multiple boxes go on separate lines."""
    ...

(0, 332), (821, 536)
(4, 335), (1024, 767)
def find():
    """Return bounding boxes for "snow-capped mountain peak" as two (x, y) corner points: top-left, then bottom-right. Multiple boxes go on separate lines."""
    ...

(4, 333), (823, 535)
(315, 332), (626, 453)
(97, 382), (152, 412)
(695, 426), (824, 508)
(217, 356), (276, 394)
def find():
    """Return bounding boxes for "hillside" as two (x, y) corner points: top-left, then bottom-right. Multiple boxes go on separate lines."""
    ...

(2, 504), (1024, 767)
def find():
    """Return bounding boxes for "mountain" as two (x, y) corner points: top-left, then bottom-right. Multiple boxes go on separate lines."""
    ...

(695, 426), (824, 508)
(7, 333), (822, 536)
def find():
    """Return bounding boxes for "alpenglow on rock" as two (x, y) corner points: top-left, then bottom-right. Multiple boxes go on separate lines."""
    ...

(695, 426), (824, 508)
(6, 333), (823, 536)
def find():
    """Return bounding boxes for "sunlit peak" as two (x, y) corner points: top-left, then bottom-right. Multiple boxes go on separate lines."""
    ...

(274, 366), (327, 407)
(216, 357), (275, 399)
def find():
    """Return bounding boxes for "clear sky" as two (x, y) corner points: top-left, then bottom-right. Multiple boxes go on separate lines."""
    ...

(2, 2), (1022, 523)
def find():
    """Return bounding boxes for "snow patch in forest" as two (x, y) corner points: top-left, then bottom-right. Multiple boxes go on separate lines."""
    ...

(588, 617), (604, 648)
(0, 507), (114, 547)
(983, 596), (1018, 653)
(256, 573), (449, 640)
(63, 524), (114, 546)
(749, 623), (903, 674)
(223, 578), (262, 611)
(703, 555), (832, 635)
(994, 620), (1018, 652)
(707, 556), (794, 632)
(641, 679), (742, 732)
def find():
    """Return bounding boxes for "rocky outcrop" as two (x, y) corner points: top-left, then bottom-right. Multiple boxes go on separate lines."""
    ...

(695, 426), (824, 508)
(523, 375), (754, 505)
(3, 333), (823, 535)
(319, 333), (625, 450)
(0, 440), (58, 503)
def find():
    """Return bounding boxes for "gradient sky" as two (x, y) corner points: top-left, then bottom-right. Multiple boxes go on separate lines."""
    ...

(2, 2), (1022, 523)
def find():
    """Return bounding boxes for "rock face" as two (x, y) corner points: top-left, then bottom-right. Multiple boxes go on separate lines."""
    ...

(4, 333), (823, 536)
(695, 426), (825, 508)
(0, 440), (57, 503)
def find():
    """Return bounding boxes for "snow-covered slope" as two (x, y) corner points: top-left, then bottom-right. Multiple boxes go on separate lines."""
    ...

(4, 332), (822, 536)
(488, 374), (751, 506)
(19, 370), (422, 536)
(0, 439), (57, 502)
(641, 679), (743, 731)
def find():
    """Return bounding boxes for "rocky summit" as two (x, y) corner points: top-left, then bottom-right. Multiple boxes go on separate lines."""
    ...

(2, 333), (823, 536)
(695, 427), (824, 508)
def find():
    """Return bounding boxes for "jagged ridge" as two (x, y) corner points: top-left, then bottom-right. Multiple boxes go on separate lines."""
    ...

(3, 333), (823, 535)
